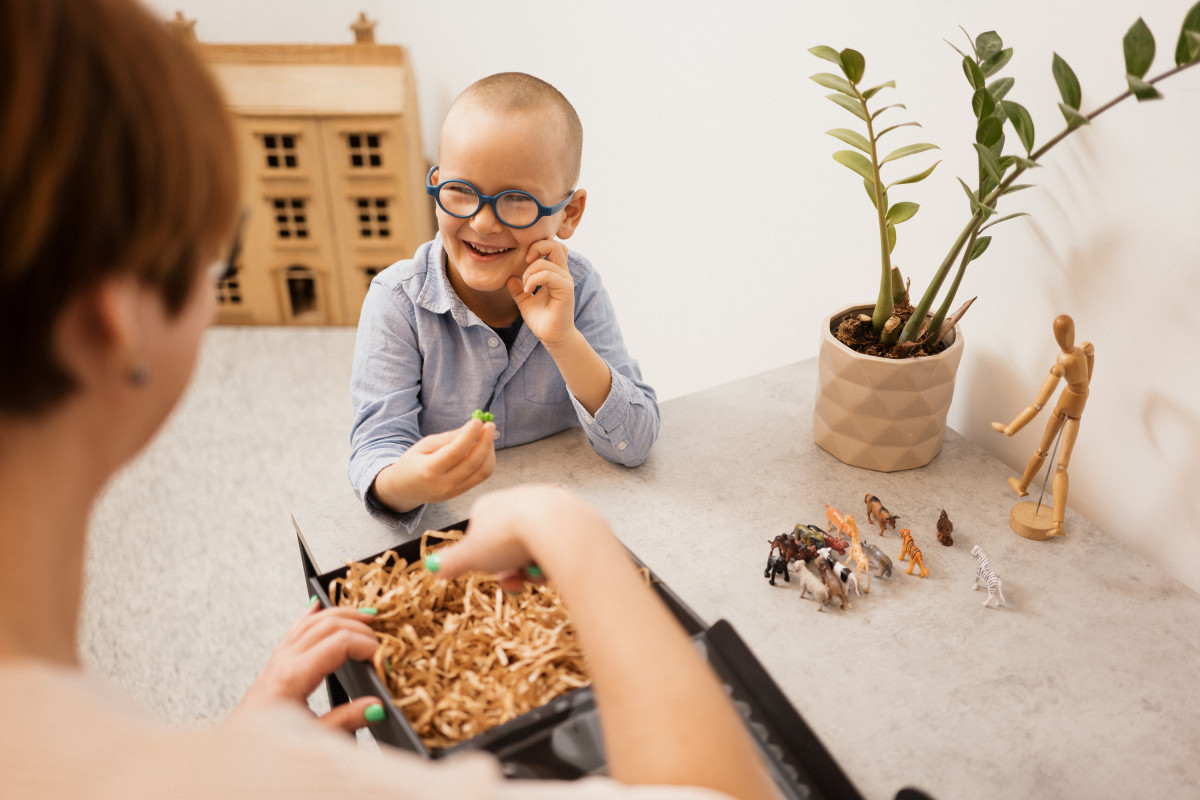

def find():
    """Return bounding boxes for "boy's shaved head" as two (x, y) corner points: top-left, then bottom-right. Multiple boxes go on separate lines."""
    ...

(443, 72), (583, 190)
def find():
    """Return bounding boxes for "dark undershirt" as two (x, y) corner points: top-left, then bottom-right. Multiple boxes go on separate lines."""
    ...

(490, 316), (523, 351)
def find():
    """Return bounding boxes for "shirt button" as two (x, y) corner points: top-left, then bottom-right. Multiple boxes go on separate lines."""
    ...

(617, 441), (628, 450)
(488, 337), (500, 348)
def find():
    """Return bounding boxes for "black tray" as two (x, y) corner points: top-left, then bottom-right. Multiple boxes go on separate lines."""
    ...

(310, 527), (866, 800)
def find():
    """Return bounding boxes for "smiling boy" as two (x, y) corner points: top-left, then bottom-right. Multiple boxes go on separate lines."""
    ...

(349, 73), (660, 529)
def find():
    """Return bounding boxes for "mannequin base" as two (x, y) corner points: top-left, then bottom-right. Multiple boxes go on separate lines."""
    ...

(1010, 501), (1066, 541)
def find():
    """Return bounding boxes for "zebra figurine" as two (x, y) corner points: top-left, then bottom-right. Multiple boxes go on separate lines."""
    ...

(971, 545), (1007, 609)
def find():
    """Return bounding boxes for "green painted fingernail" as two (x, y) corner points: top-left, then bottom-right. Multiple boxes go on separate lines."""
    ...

(424, 552), (442, 573)
(308, 594), (318, 607)
(365, 703), (386, 723)
(358, 607), (377, 615)
(525, 564), (543, 579)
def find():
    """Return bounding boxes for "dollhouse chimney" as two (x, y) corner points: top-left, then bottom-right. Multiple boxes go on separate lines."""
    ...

(351, 12), (376, 44)
(165, 10), (198, 41)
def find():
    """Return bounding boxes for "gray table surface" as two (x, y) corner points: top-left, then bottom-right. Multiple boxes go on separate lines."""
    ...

(293, 358), (1200, 800)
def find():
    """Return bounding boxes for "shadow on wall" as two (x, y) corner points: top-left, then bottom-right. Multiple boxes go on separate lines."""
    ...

(1142, 393), (1200, 533)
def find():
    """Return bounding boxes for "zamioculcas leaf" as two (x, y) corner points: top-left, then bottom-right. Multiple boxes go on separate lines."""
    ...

(810, 45), (843, 66)
(1059, 103), (1090, 129)
(1009, 155), (1039, 169)
(811, 72), (857, 96)
(988, 77), (1015, 101)
(981, 48), (1013, 78)
(972, 88), (996, 119)
(976, 115), (1004, 147)
(871, 103), (907, 120)
(840, 49), (866, 84)
(963, 56), (985, 89)
(863, 81), (896, 100)
(881, 142), (940, 164)
(885, 201), (920, 224)
(976, 31), (1003, 60)
(969, 235), (992, 261)
(972, 142), (1004, 184)
(1124, 17), (1156, 78)
(885, 160), (940, 190)
(1177, 2), (1200, 65)
(1052, 53), (1082, 109)
(863, 178), (878, 208)
(1126, 74), (1163, 100)
(826, 92), (868, 120)
(1001, 183), (1036, 196)
(886, 223), (897, 253)
(958, 178), (996, 216)
(826, 128), (872, 153)
(877, 121), (922, 138)
(1001, 100), (1036, 153)
(980, 212), (1031, 231)
(833, 150), (876, 182)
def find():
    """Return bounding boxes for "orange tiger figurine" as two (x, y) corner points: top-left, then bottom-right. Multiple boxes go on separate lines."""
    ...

(898, 529), (929, 578)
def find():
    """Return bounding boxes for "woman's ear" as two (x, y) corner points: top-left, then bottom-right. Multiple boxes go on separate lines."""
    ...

(553, 188), (587, 240)
(55, 274), (144, 389)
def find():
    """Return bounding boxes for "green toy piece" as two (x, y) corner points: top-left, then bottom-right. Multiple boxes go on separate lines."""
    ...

(470, 409), (494, 422)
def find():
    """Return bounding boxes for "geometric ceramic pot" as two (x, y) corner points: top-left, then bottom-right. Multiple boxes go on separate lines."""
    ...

(813, 304), (965, 472)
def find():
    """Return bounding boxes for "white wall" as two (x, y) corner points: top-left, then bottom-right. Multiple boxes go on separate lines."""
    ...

(148, 0), (1200, 592)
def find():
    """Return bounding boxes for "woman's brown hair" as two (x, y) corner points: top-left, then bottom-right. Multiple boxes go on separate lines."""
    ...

(0, 0), (239, 415)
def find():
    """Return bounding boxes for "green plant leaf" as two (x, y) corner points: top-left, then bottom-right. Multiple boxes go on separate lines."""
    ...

(1126, 74), (1163, 100)
(1058, 102), (1090, 129)
(976, 31), (1003, 60)
(886, 223), (897, 253)
(1001, 183), (1036, 196)
(833, 150), (876, 182)
(972, 88), (996, 119)
(862, 80), (896, 100)
(863, 178), (878, 208)
(1001, 100), (1036, 154)
(885, 201), (920, 224)
(1009, 155), (1039, 169)
(1177, 2), (1200, 65)
(980, 212), (1031, 231)
(1052, 53), (1083, 109)
(890, 266), (907, 303)
(885, 160), (940, 190)
(1124, 17), (1156, 78)
(876, 121), (922, 138)
(811, 72), (857, 96)
(944, 38), (971, 60)
(870, 103), (907, 120)
(826, 128), (871, 152)
(981, 48), (1013, 78)
(988, 77), (1015, 101)
(810, 45), (844, 66)
(880, 142), (940, 164)
(976, 115), (1004, 147)
(825, 92), (869, 120)
(958, 177), (997, 216)
(840, 49), (866, 84)
(963, 56), (985, 90)
(969, 235), (992, 262)
(973, 142), (1004, 184)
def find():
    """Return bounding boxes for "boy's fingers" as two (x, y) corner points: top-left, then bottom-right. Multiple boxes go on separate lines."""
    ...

(422, 419), (482, 464)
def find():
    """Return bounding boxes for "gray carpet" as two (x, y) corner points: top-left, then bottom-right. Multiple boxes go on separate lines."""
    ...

(80, 326), (359, 724)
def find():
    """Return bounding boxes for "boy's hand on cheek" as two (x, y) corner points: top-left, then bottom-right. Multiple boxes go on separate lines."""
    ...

(376, 419), (497, 511)
(507, 239), (576, 347)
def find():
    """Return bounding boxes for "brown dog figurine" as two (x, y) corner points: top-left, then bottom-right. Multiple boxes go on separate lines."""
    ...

(936, 509), (954, 546)
(864, 494), (899, 535)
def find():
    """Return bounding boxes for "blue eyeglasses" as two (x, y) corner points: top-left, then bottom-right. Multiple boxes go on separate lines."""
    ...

(425, 166), (575, 229)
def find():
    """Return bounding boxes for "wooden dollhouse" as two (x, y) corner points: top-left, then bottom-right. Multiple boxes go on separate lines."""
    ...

(170, 13), (435, 325)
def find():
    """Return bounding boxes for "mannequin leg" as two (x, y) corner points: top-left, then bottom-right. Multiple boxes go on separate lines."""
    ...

(1011, 414), (1065, 495)
(1049, 418), (1080, 535)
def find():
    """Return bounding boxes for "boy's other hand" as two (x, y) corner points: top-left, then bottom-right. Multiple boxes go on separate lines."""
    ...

(508, 239), (575, 347)
(372, 418), (497, 512)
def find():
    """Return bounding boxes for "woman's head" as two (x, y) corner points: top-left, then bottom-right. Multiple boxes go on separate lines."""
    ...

(0, 0), (239, 417)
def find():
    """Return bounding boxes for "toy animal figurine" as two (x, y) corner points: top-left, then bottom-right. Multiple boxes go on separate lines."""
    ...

(818, 546), (860, 598)
(936, 509), (954, 546)
(815, 556), (848, 610)
(824, 504), (848, 536)
(795, 562), (831, 610)
(971, 546), (1007, 608)
(898, 529), (929, 578)
(793, 523), (827, 551)
(864, 494), (899, 535)
(842, 520), (871, 593)
(862, 541), (893, 578)
(764, 534), (800, 586)
(821, 528), (849, 556)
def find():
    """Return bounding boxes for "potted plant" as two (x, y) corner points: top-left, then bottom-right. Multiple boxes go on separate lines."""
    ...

(810, 3), (1200, 471)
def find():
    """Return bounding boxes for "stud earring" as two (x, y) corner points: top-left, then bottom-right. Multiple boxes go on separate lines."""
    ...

(129, 365), (150, 387)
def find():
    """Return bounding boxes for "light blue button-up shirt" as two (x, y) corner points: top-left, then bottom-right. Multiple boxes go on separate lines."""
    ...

(348, 235), (660, 531)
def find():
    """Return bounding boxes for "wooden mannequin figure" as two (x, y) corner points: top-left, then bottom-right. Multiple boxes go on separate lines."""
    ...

(992, 314), (1095, 540)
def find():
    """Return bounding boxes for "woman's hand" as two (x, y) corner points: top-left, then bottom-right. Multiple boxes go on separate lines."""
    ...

(235, 603), (384, 733)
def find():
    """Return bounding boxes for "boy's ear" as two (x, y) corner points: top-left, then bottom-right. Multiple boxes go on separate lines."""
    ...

(553, 189), (587, 240)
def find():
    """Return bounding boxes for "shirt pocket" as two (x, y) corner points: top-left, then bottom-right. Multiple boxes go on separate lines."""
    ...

(521, 358), (571, 406)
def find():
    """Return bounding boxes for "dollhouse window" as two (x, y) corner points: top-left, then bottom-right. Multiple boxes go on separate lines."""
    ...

(216, 263), (243, 306)
(273, 197), (309, 239)
(362, 265), (383, 290)
(355, 197), (391, 238)
(262, 134), (299, 169)
(285, 265), (318, 318)
(347, 133), (383, 168)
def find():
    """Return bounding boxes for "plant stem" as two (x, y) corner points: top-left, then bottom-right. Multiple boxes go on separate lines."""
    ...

(900, 58), (1198, 346)
(861, 92), (893, 335)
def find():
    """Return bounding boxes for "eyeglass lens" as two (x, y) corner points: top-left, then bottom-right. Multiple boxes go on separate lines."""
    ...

(437, 182), (539, 227)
